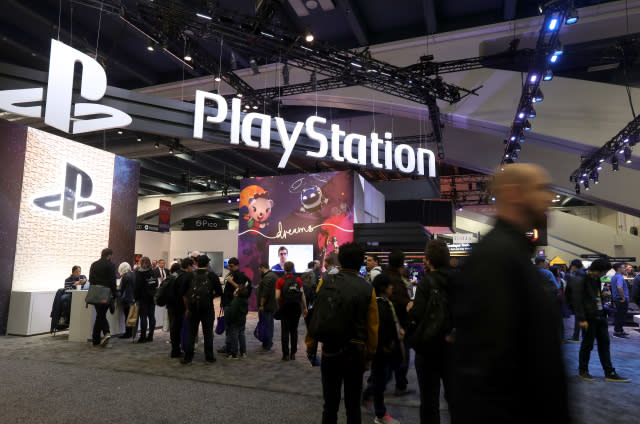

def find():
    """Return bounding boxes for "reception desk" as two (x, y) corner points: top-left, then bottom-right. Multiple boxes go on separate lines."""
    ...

(68, 290), (166, 342)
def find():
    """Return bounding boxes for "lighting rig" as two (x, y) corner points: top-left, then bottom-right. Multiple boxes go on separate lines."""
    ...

(501, 0), (578, 166)
(440, 174), (493, 209)
(83, 0), (481, 160)
(569, 115), (638, 195)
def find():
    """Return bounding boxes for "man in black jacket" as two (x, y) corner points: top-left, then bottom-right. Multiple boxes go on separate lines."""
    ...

(218, 257), (251, 354)
(168, 257), (193, 358)
(182, 255), (223, 364)
(257, 263), (278, 352)
(452, 164), (569, 423)
(88, 248), (117, 347)
(574, 259), (630, 382)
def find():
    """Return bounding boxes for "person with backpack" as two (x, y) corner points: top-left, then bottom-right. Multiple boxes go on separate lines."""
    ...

(302, 261), (318, 309)
(368, 273), (402, 424)
(166, 258), (193, 358)
(181, 255), (223, 364)
(305, 242), (379, 424)
(225, 285), (249, 359)
(275, 261), (307, 361)
(134, 256), (159, 343)
(219, 257), (251, 354)
(407, 239), (455, 424)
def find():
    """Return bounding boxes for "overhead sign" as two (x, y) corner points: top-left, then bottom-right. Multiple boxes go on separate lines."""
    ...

(158, 200), (171, 233)
(0, 40), (131, 134)
(193, 91), (436, 177)
(579, 254), (636, 262)
(182, 217), (229, 231)
(136, 223), (159, 232)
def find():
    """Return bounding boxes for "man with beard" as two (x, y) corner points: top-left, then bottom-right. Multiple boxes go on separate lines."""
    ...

(452, 164), (570, 423)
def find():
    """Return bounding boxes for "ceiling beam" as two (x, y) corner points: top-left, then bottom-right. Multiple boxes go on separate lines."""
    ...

(504, 0), (518, 21)
(335, 0), (369, 46)
(423, 0), (438, 35)
(138, 176), (185, 193)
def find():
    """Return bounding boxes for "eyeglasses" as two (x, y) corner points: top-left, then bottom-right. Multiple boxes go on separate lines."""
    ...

(279, 252), (288, 256)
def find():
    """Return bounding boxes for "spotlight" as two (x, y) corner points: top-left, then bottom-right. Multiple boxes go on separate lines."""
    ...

(612, 156), (619, 171)
(598, 157), (605, 163)
(154, 142), (159, 148)
(550, 54), (560, 64)
(184, 50), (192, 62)
(575, 182), (580, 195)
(227, 198), (232, 204)
(137, 137), (142, 142)
(565, 7), (579, 24)
(252, 105), (259, 110)
(524, 120), (532, 131)
(583, 180), (589, 190)
(249, 58), (260, 75)
(529, 74), (538, 83)
(237, 93), (243, 98)
(169, 146), (174, 154)
(527, 106), (536, 118)
(491, 196), (496, 202)
(591, 169), (599, 184)
(597, 164), (603, 171)
(304, 29), (314, 43)
(513, 142), (522, 152)
(533, 88), (544, 103)
(244, 104), (250, 109)
(543, 70), (553, 81)
(624, 146), (632, 163)
(511, 152), (519, 161)
(510, 135), (517, 142)
(236, 197), (240, 202)
(548, 17), (559, 31)
(117, 130), (123, 135)
(282, 62), (290, 85)
(518, 111), (526, 120)
(623, 137), (630, 144)
(147, 40), (155, 51)
(215, 76), (221, 82)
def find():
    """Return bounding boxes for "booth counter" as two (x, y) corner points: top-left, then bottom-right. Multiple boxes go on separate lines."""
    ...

(7, 291), (57, 335)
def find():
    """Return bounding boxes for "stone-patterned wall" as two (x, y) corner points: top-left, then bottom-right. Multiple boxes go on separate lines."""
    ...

(12, 128), (115, 291)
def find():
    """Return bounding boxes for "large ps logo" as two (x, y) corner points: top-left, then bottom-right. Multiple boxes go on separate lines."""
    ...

(34, 163), (105, 220)
(0, 39), (131, 133)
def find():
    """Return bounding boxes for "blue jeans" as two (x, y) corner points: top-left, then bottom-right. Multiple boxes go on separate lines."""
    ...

(226, 324), (246, 356)
(262, 311), (275, 350)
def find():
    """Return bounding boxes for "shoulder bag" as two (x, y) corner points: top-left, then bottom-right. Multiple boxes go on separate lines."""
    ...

(85, 284), (113, 306)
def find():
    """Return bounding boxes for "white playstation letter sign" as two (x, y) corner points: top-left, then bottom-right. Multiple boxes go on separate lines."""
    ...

(0, 39), (132, 134)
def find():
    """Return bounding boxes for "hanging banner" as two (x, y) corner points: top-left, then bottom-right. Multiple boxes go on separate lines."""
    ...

(158, 200), (171, 232)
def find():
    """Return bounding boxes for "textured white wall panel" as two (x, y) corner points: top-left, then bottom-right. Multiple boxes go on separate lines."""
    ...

(12, 128), (114, 291)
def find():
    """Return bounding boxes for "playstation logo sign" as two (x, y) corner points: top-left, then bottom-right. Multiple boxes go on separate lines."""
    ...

(0, 39), (131, 134)
(33, 163), (105, 220)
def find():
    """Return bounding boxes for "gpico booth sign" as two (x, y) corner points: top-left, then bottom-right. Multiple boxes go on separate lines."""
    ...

(0, 39), (437, 177)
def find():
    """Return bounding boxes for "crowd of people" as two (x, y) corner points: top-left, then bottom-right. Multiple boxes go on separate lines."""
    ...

(64, 163), (640, 424)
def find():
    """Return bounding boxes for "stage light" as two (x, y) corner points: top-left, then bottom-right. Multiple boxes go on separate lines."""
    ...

(304, 29), (314, 43)
(550, 54), (559, 64)
(548, 17), (559, 31)
(147, 40), (155, 52)
(530, 74), (538, 83)
(169, 146), (174, 154)
(565, 7), (578, 24)
(511, 152), (518, 160)
(527, 106), (537, 118)
(543, 70), (553, 81)
(237, 93), (243, 98)
(137, 137), (142, 142)
(524, 120), (532, 131)
(236, 197), (240, 202)
(513, 142), (522, 152)
(491, 196), (496, 202)
(623, 137), (630, 144)
(612, 156), (619, 171)
(244, 104), (250, 109)
(583, 180), (589, 190)
(518, 111), (526, 120)
(117, 130), (123, 135)
(252, 105), (259, 110)
(591, 169), (599, 184)
(624, 146), (632, 163)
(227, 198), (232, 204)
(533, 88), (544, 103)
(510, 135), (517, 142)
(597, 164), (603, 171)
(598, 157), (605, 163)
(215, 76), (221, 82)
(250, 58), (260, 75)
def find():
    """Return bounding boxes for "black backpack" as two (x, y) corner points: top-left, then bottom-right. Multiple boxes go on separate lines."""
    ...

(301, 271), (317, 303)
(407, 271), (452, 353)
(188, 271), (211, 310)
(154, 273), (177, 307)
(306, 273), (352, 346)
(282, 276), (303, 305)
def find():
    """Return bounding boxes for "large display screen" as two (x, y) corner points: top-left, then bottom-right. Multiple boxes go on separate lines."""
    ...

(268, 244), (314, 273)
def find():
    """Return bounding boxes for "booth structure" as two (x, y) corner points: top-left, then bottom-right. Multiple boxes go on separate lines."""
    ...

(0, 119), (139, 336)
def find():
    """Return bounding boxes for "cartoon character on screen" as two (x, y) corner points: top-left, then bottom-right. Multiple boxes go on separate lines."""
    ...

(247, 192), (274, 229)
(300, 185), (329, 214)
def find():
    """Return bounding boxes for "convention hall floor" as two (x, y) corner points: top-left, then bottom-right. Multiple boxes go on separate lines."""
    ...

(1, 312), (638, 423)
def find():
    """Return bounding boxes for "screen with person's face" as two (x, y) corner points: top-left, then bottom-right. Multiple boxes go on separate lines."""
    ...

(268, 244), (313, 273)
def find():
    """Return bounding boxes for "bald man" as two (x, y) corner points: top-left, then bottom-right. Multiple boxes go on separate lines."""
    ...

(452, 164), (570, 423)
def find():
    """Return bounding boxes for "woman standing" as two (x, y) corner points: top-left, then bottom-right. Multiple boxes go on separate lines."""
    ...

(134, 256), (158, 343)
(118, 262), (135, 338)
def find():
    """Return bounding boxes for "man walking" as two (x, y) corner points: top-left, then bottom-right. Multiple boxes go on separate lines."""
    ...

(574, 259), (630, 382)
(88, 248), (117, 347)
(257, 263), (278, 353)
(610, 263), (630, 338)
(452, 164), (570, 423)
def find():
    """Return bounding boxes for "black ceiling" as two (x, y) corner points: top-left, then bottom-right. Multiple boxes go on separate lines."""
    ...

(0, 0), (632, 201)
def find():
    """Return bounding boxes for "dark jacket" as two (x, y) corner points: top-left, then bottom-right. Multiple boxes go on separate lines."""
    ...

(185, 269), (223, 311)
(452, 219), (569, 424)
(375, 297), (398, 358)
(386, 268), (410, 327)
(134, 268), (158, 304)
(119, 271), (135, 304)
(222, 270), (251, 307)
(226, 295), (249, 327)
(89, 258), (117, 298)
(564, 269), (585, 311)
(258, 270), (278, 312)
(171, 269), (193, 313)
(573, 273), (606, 322)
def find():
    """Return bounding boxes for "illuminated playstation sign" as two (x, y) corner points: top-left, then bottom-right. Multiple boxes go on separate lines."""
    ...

(193, 91), (436, 177)
(0, 39), (131, 134)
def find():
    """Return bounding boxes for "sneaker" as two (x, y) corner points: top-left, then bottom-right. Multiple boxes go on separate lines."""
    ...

(605, 371), (630, 382)
(578, 371), (595, 381)
(205, 357), (217, 364)
(137, 337), (147, 344)
(100, 334), (111, 346)
(180, 358), (192, 365)
(226, 354), (239, 360)
(256, 348), (272, 353)
(240, 353), (248, 359)
(373, 413), (400, 424)
(566, 338), (580, 343)
(612, 332), (628, 338)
